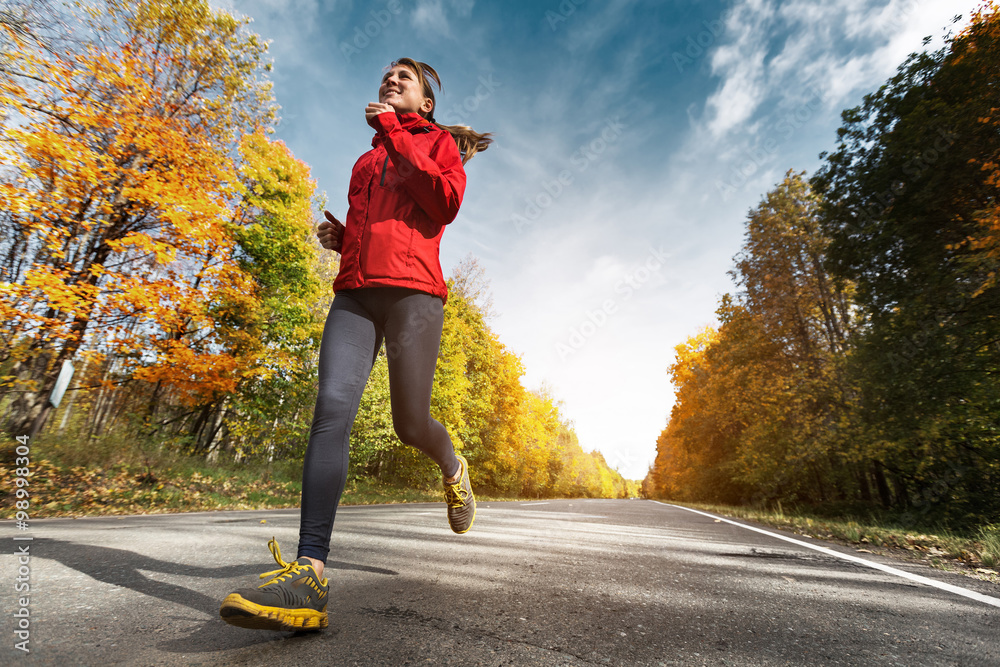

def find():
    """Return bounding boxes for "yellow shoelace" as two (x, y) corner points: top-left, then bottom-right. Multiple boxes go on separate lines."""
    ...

(259, 538), (304, 586)
(444, 482), (469, 508)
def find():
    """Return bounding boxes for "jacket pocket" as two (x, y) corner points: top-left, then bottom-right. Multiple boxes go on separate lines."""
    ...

(361, 217), (414, 278)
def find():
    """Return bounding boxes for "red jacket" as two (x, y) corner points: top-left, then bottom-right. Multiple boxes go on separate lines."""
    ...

(332, 111), (466, 303)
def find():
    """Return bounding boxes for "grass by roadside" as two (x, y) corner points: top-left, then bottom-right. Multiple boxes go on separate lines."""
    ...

(666, 500), (1000, 584)
(0, 458), (465, 518)
(0, 449), (545, 520)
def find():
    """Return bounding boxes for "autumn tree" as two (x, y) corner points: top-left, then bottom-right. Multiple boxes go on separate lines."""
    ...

(811, 2), (1000, 525)
(726, 172), (857, 502)
(650, 6), (1000, 526)
(347, 349), (400, 481)
(649, 174), (857, 506)
(650, 325), (749, 504)
(329, 262), (624, 498)
(516, 389), (560, 497)
(0, 2), (629, 504)
(437, 275), (528, 494)
(0, 0), (275, 437)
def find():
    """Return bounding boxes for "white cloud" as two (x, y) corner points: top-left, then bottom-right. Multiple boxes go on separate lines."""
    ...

(411, 0), (475, 38)
(412, 0), (450, 37)
(695, 0), (978, 145)
(449, 0), (475, 17)
(702, 0), (776, 139)
(677, 0), (983, 213)
(218, 0), (323, 47)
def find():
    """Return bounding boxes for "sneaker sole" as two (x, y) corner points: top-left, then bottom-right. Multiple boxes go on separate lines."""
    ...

(219, 593), (328, 631)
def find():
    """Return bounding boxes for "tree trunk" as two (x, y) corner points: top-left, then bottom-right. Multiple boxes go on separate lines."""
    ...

(890, 472), (910, 509)
(872, 461), (893, 507)
(203, 401), (228, 461)
(811, 463), (828, 503)
(187, 403), (213, 453)
(2, 351), (50, 434)
(856, 461), (873, 503)
(27, 403), (52, 439)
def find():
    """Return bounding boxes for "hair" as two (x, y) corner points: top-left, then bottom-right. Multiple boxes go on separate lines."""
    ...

(388, 57), (493, 165)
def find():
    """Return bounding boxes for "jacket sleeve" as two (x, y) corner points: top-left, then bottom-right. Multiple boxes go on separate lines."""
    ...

(371, 112), (467, 225)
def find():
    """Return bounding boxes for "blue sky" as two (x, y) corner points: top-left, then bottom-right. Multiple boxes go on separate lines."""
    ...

(213, 0), (981, 480)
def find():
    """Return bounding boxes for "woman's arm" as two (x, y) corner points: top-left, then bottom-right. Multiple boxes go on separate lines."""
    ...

(368, 110), (467, 225)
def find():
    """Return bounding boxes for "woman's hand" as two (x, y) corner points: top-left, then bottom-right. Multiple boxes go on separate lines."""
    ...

(365, 101), (395, 128)
(317, 210), (344, 252)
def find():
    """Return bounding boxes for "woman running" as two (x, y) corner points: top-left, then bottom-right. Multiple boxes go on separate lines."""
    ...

(220, 57), (493, 632)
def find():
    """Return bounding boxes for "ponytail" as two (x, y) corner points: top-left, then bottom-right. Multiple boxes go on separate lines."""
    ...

(431, 121), (493, 165)
(388, 58), (494, 165)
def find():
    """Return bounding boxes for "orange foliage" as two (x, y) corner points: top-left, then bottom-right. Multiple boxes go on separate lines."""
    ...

(650, 327), (722, 500)
(0, 0), (274, 406)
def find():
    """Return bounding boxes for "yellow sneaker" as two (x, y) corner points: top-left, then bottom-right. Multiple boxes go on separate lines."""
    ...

(444, 454), (476, 534)
(219, 538), (328, 631)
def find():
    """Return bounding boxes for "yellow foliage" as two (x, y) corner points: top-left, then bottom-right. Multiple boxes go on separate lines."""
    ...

(0, 0), (285, 407)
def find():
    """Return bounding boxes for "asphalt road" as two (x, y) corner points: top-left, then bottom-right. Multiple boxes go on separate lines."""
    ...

(2, 498), (998, 666)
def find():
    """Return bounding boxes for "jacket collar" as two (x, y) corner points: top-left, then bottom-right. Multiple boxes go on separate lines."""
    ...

(397, 112), (434, 131)
(371, 112), (435, 147)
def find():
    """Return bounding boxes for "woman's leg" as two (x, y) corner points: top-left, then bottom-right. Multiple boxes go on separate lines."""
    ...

(381, 290), (461, 479)
(297, 292), (382, 565)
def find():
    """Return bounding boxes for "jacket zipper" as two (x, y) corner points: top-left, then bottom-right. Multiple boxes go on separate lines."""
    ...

(358, 152), (386, 285)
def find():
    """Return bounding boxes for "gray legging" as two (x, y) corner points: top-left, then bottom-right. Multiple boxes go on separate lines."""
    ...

(297, 286), (460, 564)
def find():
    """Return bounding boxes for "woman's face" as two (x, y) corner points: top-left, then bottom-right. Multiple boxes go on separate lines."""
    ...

(379, 65), (433, 116)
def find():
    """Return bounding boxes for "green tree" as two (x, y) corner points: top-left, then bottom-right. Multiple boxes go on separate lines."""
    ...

(811, 5), (1000, 525)
(214, 132), (324, 460)
(348, 350), (398, 479)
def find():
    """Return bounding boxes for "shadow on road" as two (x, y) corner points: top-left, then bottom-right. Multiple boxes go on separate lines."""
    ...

(36, 538), (397, 653)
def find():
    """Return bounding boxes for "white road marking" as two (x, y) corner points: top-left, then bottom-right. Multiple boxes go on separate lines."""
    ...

(520, 502), (550, 506)
(650, 501), (1000, 609)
